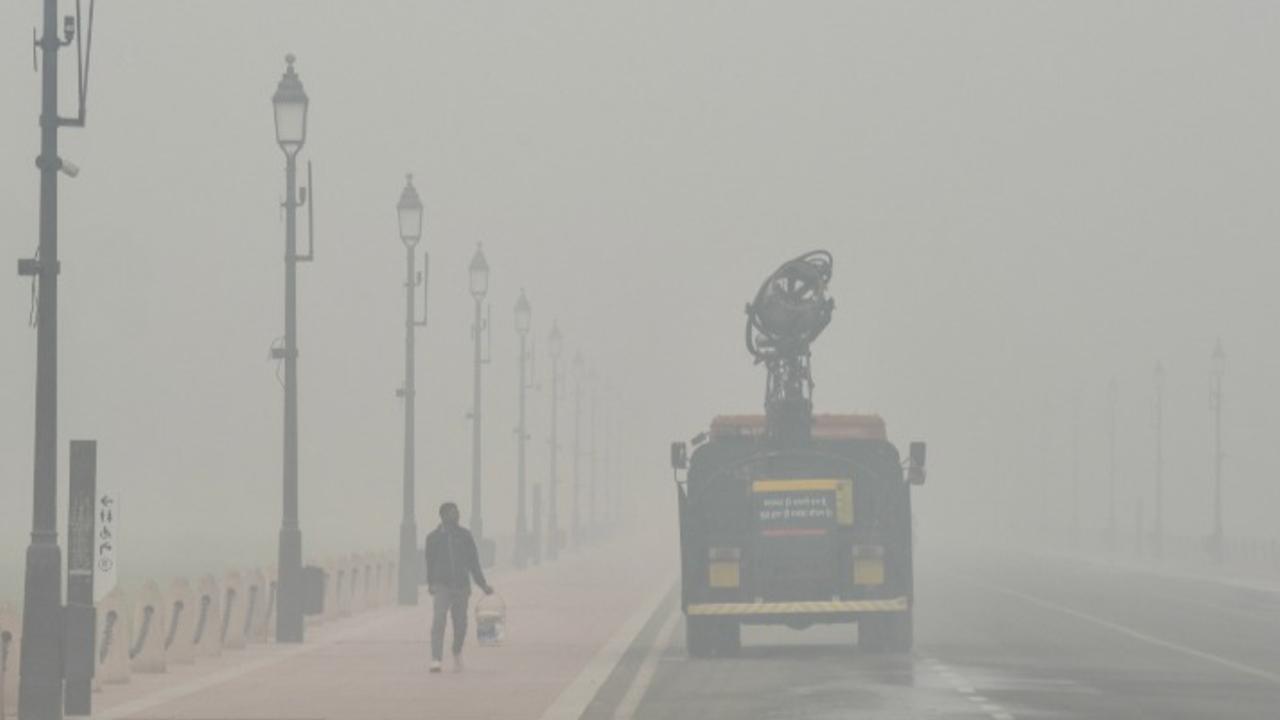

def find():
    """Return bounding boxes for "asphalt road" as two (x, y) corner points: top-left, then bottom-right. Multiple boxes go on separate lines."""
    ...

(587, 550), (1280, 719)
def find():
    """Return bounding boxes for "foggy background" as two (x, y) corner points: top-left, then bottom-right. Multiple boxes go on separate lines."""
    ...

(3, 2), (1279, 602)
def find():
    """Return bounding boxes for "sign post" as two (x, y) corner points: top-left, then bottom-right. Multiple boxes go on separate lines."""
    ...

(64, 440), (96, 716)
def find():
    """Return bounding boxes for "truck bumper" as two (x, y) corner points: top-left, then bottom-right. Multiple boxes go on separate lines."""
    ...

(686, 596), (908, 616)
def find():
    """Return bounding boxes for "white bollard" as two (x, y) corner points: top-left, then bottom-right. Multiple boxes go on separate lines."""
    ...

(244, 569), (270, 642)
(129, 580), (166, 673)
(96, 591), (132, 685)
(164, 578), (196, 664)
(0, 604), (20, 718)
(192, 575), (223, 659)
(221, 571), (247, 650)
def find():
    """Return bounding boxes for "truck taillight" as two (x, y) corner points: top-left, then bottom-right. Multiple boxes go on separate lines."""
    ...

(853, 545), (885, 586)
(709, 547), (741, 588)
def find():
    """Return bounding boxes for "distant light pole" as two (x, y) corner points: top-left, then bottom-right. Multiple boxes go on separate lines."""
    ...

(1210, 340), (1226, 564)
(396, 175), (426, 605)
(468, 245), (491, 560)
(513, 290), (533, 567)
(272, 54), (312, 644)
(547, 323), (564, 560)
(600, 383), (612, 535)
(1071, 401), (1080, 548)
(1106, 377), (1118, 552)
(1153, 362), (1165, 560)
(589, 366), (599, 542)
(572, 351), (584, 546)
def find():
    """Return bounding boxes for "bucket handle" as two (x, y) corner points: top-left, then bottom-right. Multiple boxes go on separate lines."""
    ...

(475, 592), (505, 614)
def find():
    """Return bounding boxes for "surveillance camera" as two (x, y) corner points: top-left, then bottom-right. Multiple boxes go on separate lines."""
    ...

(59, 161), (80, 178)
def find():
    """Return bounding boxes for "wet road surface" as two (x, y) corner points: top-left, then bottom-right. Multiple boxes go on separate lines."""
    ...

(587, 550), (1280, 719)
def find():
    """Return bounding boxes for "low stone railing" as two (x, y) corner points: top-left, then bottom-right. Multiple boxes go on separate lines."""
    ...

(0, 550), (395, 717)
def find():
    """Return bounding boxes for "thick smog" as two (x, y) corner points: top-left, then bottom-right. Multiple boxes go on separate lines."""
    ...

(2, 3), (1279, 719)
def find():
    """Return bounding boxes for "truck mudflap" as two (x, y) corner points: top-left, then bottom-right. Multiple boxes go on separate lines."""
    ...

(686, 596), (908, 615)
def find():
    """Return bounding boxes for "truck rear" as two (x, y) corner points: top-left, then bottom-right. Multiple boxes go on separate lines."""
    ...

(673, 415), (923, 656)
(669, 251), (925, 656)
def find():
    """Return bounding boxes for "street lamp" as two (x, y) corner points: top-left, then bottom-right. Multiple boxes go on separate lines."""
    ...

(272, 56), (308, 157)
(468, 245), (493, 565)
(272, 54), (312, 643)
(1211, 339), (1226, 564)
(1153, 362), (1165, 560)
(572, 351), (584, 546)
(17, 2), (98, 715)
(588, 366), (599, 543)
(514, 290), (532, 567)
(1106, 377), (1117, 553)
(547, 323), (563, 560)
(396, 174), (426, 605)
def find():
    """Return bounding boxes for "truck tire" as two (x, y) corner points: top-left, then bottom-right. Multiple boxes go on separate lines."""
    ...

(686, 617), (740, 658)
(858, 610), (912, 653)
(717, 620), (741, 656)
(686, 616), (715, 658)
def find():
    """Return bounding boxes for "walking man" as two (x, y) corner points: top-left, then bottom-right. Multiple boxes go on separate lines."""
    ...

(425, 502), (493, 673)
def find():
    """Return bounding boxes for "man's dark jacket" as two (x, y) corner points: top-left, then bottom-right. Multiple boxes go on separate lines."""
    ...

(424, 523), (489, 592)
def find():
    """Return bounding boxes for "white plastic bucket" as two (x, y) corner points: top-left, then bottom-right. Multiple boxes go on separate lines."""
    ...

(475, 593), (506, 646)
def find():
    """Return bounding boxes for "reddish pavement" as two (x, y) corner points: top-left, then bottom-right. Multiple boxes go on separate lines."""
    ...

(92, 531), (676, 720)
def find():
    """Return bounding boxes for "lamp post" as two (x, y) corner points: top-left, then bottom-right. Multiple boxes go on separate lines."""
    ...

(1106, 377), (1117, 553)
(1211, 340), (1226, 564)
(1071, 401), (1080, 548)
(572, 351), (584, 546)
(396, 174), (426, 605)
(272, 54), (311, 643)
(547, 323), (563, 560)
(468, 245), (491, 561)
(514, 290), (533, 567)
(588, 366), (599, 542)
(17, 2), (94, 715)
(1153, 362), (1165, 560)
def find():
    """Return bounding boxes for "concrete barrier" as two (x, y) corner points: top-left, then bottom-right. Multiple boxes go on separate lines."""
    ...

(164, 578), (196, 664)
(386, 552), (398, 605)
(366, 554), (381, 608)
(385, 556), (398, 607)
(350, 554), (368, 614)
(220, 571), (248, 650)
(263, 566), (278, 640)
(192, 575), (222, 659)
(96, 591), (131, 685)
(335, 559), (352, 617)
(321, 558), (340, 621)
(243, 569), (269, 642)
(368, 557), (383, 609)
(129, 580), (166, 673)
(0, 604), (19, 719)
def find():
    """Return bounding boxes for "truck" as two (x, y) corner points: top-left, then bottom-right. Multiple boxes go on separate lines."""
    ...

(670, 251), (926, 657)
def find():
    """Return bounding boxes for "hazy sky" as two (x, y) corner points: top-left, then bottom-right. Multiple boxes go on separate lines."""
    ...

(4, 2), (1280, 597)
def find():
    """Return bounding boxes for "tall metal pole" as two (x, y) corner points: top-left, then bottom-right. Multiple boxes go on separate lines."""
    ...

(1153, 362), (1164, 560)
(470, 296), (485, 542)
(1211, 340), (1225, 564)
(276, 146), (305, 643)
(601, 387), (611, 535)
(515, 331), (529, 567)
(1071, 401), (1080, 548)
(589, 369), (598, 542)
(1106, 378), (1117, 552)
(572, 353), (583, 546)
(548, 332), (561, 561)
(19, 2), (65, 712)
(397, 246), (420, 605)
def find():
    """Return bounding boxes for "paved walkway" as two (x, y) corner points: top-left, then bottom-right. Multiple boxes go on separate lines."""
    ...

(92, 531), (675, 720)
